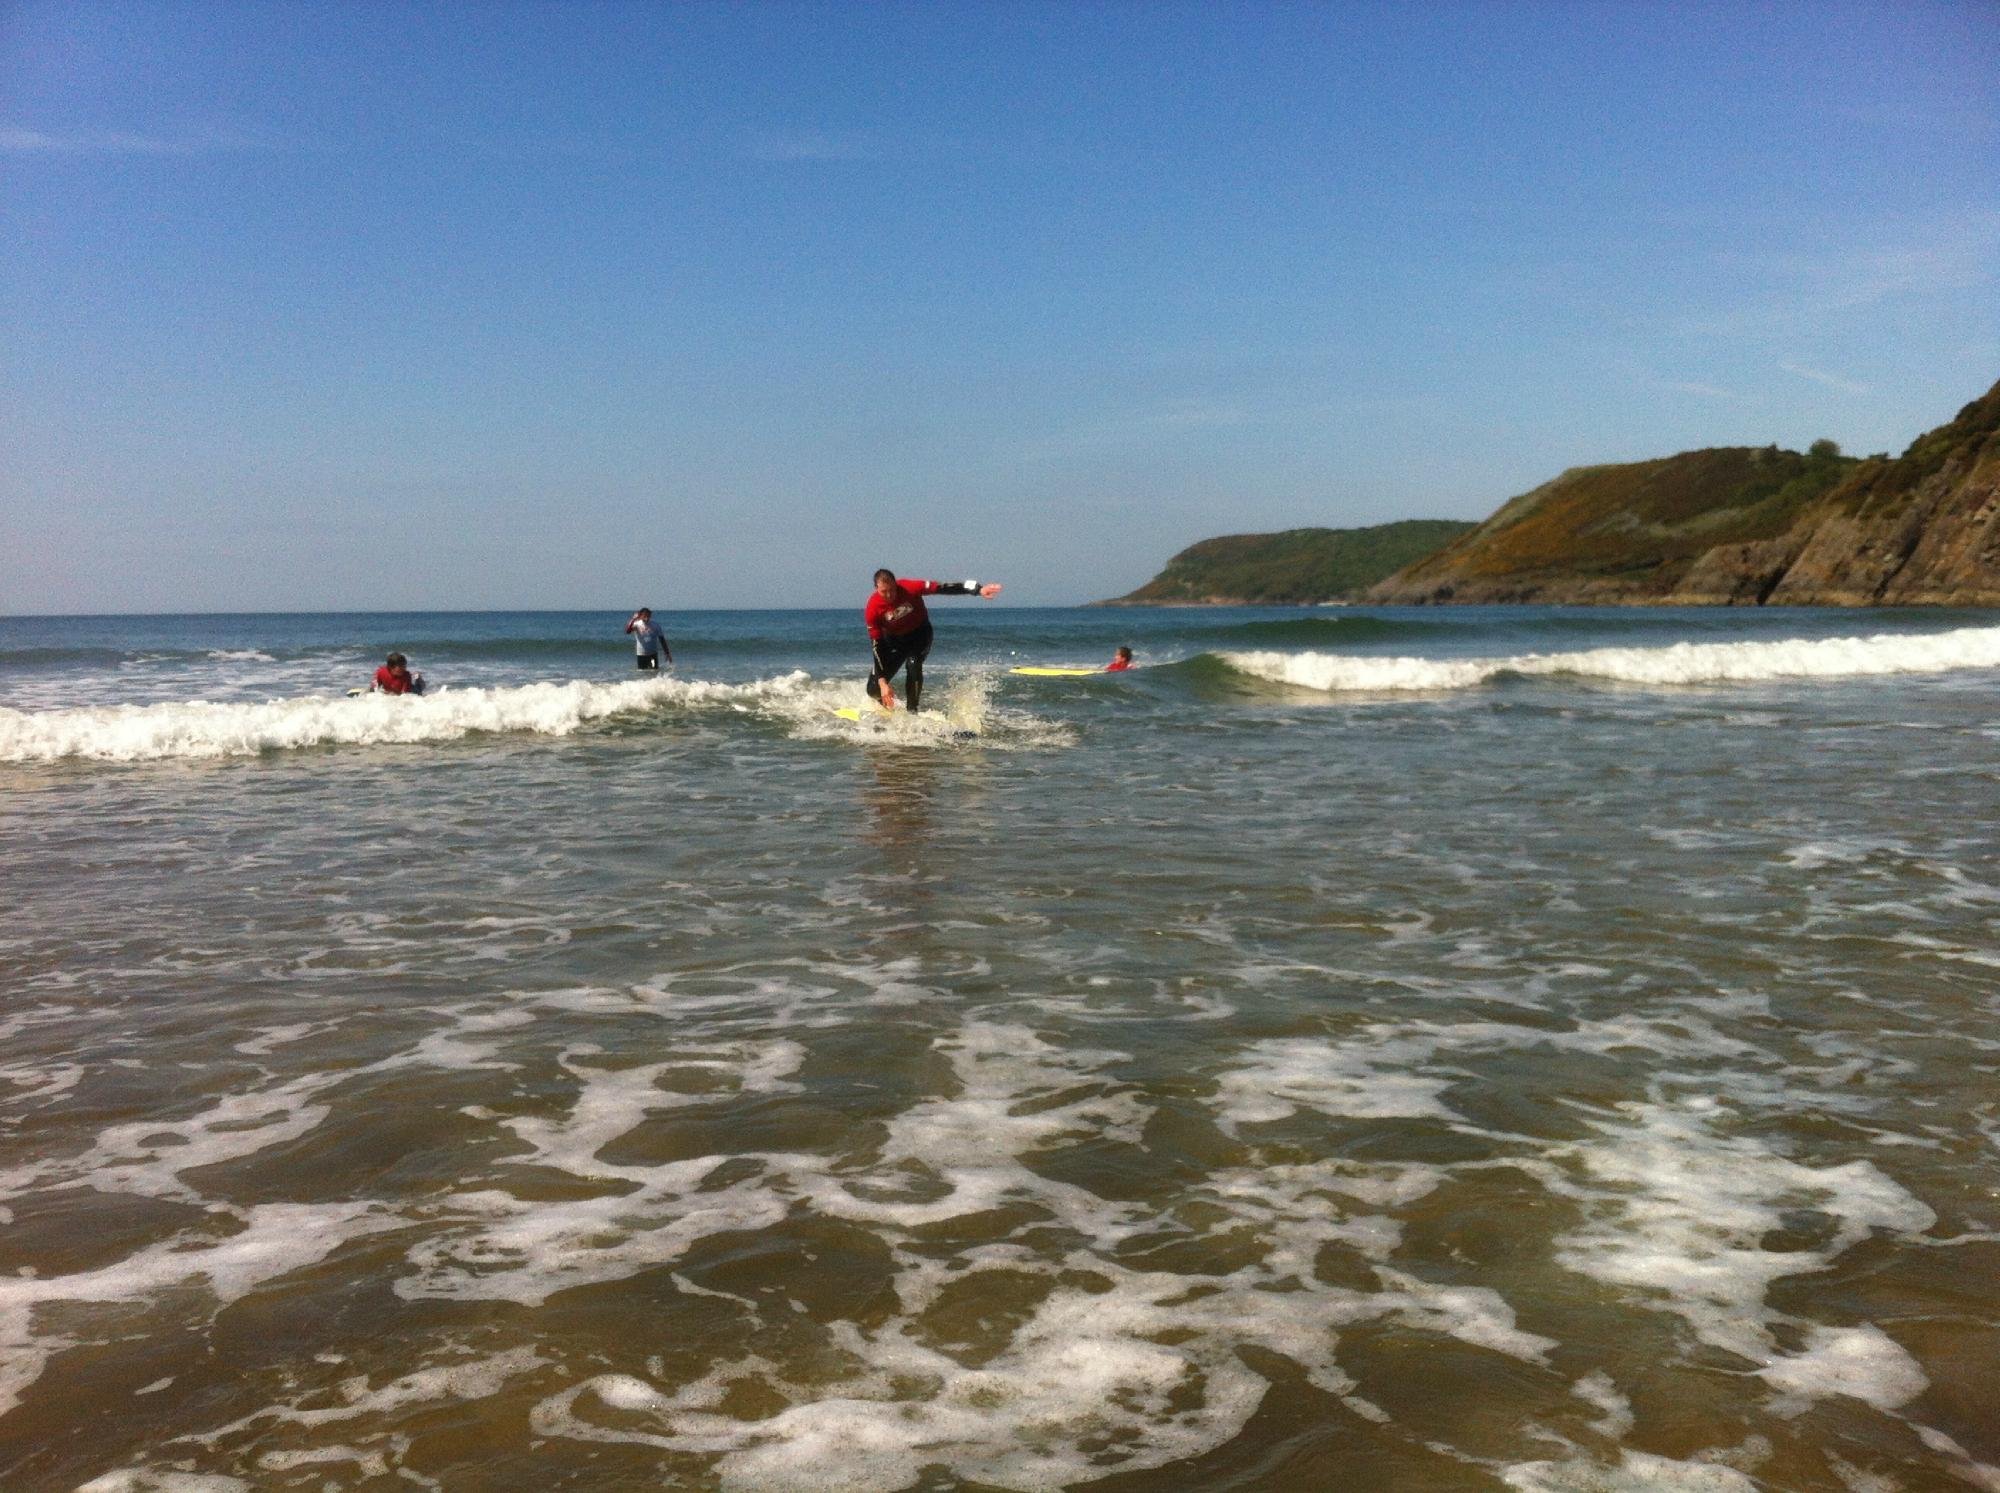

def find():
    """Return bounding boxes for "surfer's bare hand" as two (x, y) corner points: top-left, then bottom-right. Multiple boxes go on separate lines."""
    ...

(979, 583), (1003, 598)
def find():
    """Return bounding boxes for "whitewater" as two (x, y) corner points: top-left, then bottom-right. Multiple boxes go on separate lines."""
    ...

(1221, 621), (2000, 693)
(6, 614), (1998, 763)
(2, 604), (1997, 1491)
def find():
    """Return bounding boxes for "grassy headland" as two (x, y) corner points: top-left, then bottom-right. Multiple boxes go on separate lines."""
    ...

(1097, 520), (1476, 606)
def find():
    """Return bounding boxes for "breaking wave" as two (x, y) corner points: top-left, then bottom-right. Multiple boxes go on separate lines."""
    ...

(0, 668), (1070, 764)
(1219, 624), (2000, 693)
(0, 674), (814, 763)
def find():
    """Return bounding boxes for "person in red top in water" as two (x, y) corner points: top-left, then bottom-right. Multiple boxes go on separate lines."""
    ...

(1106, 646), (1134, 672)
(373, 652), (425, 695)
(863, 569), (1002, 712)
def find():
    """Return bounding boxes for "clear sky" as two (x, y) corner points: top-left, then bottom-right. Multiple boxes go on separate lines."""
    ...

(3, 1), (1996, 613)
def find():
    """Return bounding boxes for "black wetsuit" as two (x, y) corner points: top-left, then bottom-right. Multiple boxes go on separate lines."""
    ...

(868, 622), (935, 711)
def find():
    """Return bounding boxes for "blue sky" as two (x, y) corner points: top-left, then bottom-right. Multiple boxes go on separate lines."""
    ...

(3, 1), (1996, 612)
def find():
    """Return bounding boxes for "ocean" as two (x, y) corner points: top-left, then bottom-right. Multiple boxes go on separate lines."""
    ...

(1, 604), (1996, 1491)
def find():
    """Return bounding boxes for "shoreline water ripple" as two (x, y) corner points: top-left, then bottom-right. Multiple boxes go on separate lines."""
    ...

(2, 605), (1996, 1489)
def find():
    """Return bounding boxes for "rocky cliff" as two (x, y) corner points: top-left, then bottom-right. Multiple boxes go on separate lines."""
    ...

(1369, 378), (2000, 607)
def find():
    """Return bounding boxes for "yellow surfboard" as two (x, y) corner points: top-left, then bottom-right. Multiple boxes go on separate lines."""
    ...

(829, 704), (973, 738)
(1009, 666), (1100, 677)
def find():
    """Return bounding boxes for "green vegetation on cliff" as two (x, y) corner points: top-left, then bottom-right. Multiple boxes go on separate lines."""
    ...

(1098, 520), (1476, 606)
(1818, 381), (2000, 524)
(1366, 377), (2000, 606)
(1094, 377), (1999, 611)
(1368, 443), (1860, 603)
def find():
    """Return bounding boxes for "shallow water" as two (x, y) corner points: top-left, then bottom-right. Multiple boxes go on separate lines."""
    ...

(2, 606), (1997, 1490)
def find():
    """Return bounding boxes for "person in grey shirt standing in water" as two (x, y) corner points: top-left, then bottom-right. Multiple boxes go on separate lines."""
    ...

(624, 608), (673, 671)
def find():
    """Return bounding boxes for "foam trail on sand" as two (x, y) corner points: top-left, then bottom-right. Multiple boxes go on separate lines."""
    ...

(1220, 623), (2000, 693)
(1501, 1449), (1762, 1491)
(523, 1020), (1559, 1490)
(1533, 1094), (1934, 1403)
(77, 1473), (253, 1492)
(0, 1202), (386, 1419)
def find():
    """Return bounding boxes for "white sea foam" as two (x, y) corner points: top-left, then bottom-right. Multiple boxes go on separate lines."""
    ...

(104, 1350), (553, 1493)
(1212, 1034), (1460, 1128)
(1537, 1095), (1934, 1385)
(0, 667), (1071, 761)
(0, 1072), (334, 1209)
(375, 1005), (538, 1074)
(527, 1130), (1538, 1492)
(0, 1059), (85, 1108)
(1220, 623), (2000, 694)
(398, 1039), (810, 1306)
(803, 1020), (1147, 1230)
(517, 1016), (1559, 1489)
(76, 1473), (254, 1492)
(0, 673), (811, 762)
(230, 1023), (320, 1057)
(189, 1347), (546, 1445)
(1914, 1428), (2000, 1492)
(1570, 1369), (1634, 1438)
(1759, 1324), (1927, 1411)
(1502, 1450), (1761, 1491)
(782, 668), (1074, 752)
(0, 1202), (385, 1418)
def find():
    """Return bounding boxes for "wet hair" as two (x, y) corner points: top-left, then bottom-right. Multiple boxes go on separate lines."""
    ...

(386, 652), (407, 668)
(636, 607), (651, 617)
(1115, 646), (1133, 660)
(873, 569), (896, 586)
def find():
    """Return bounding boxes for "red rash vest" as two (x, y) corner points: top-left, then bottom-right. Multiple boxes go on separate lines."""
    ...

(865, 580), (944, 641)
(374, 666), (416, 695)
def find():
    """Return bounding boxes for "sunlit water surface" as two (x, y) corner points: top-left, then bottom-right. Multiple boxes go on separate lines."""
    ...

(1, 607), (1996, 1491)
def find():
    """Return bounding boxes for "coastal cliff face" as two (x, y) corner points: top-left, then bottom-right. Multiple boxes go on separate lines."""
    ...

(1370, 378), (2000, 607)
(1764, 380), (2000, 605)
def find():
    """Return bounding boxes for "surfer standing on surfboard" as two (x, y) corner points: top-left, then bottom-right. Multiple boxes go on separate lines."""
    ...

(864, 570), (1002, 712)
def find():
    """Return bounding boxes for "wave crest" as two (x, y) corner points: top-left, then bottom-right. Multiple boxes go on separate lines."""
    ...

(1219, 625), (2000, 693)
(0, 674), (813, 763)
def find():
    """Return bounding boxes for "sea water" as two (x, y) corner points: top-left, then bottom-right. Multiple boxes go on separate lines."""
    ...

(0, 605), (1995, 1490)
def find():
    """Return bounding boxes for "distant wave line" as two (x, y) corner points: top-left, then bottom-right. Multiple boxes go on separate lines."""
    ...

(1218, 625), (2000, 692)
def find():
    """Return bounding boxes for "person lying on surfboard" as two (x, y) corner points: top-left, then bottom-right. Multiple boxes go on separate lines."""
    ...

(372, 652), (425, 695)
(1107, 646), (1134, 672)
(864, 569), (1002, 712)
